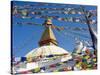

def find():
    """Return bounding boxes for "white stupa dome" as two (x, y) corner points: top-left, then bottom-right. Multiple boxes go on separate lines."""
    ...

(25, 45), (71, 58)
(24, 45), (72, 72)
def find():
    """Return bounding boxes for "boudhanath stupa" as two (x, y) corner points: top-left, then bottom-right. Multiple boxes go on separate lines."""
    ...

(11, 1), (97, 74)
(13, 19), (72, 74)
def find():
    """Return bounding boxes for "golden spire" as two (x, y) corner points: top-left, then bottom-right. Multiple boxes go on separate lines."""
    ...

(39, 18), (58, 46)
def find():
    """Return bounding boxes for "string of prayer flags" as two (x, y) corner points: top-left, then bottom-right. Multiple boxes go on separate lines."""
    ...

(13, 48), (97, 72)
(15, 15), (96, 25)
(16, 22), (42, 26)
(12, 6), (97, 25)
(12, 5), (97, 17)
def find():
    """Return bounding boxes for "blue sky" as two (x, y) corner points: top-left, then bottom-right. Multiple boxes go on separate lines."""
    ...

(12, 1), (97, 57)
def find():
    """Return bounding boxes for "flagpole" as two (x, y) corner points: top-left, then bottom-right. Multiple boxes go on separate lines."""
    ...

(80, 6), (97, 50)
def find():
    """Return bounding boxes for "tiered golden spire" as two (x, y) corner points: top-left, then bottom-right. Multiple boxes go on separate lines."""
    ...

(39, 18), (58, 46)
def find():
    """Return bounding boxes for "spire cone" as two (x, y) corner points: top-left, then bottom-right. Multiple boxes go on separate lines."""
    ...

(39, 18), (58, 46)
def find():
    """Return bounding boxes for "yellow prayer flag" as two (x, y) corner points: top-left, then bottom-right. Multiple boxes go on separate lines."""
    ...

(93, 58), (96, 62)
(26, 57), (33, 63)
(34, 67), (40, 73)
(85, 55), (90, 59)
